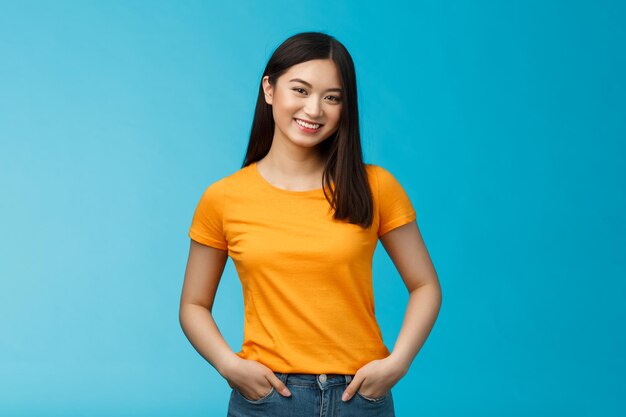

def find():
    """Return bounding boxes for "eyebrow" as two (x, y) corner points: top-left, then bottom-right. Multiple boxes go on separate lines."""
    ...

(288, 78), (343, 93)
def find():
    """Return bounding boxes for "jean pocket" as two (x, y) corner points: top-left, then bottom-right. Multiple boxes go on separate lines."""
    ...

(234, 386), (276, 404)
(356, 389), (389, 403)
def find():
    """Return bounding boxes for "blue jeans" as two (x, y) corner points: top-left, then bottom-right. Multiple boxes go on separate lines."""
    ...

(227, 371), (395, 417)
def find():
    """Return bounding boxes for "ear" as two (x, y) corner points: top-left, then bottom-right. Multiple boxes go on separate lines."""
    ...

(262, 76), (273, 105)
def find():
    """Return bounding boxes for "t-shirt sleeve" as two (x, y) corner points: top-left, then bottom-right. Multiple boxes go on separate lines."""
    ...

(375, 165), (417, 237)
(188, 180), (228, 250)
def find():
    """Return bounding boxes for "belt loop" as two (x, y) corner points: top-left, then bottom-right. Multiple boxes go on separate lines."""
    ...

(345, 374), (352, 384)
(276, 371), (288, 385)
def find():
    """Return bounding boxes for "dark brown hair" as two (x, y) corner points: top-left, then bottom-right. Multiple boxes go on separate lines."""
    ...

(242, 31), (373, 230)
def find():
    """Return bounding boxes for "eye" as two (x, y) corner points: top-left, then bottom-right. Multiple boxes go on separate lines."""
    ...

(292, 87), (307, 94)
(326, 95), (342, 102)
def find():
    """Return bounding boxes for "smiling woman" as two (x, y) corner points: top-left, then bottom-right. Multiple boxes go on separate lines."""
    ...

(180, 31), (442, 417)
(262, 58), (343, 150)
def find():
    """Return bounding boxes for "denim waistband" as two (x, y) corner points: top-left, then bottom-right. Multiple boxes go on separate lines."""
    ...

(273, 372), (353, 388)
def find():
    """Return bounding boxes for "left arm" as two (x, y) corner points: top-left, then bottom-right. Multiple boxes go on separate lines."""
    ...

(342, 220), (442, 401)
(382, 219), (442, 373)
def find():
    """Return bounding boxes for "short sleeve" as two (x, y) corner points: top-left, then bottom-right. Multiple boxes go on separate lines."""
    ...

(374, 165), (416, 237)
(188, 180), (228, 250)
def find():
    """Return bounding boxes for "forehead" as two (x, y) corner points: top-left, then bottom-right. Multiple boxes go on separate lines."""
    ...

(280, 59), (341, 87)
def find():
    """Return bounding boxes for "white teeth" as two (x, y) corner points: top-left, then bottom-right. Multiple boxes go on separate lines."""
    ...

(295, 119), (320, 129)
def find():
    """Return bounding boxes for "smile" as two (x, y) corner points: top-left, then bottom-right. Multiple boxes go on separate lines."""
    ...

(294, 118), (322, 130)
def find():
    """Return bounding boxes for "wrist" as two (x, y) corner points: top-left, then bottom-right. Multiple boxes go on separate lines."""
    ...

(387, 352), (410, 376)
(216, 352), (241, 378)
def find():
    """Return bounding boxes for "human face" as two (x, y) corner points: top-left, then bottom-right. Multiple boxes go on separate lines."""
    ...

(262, 59), (343, 149)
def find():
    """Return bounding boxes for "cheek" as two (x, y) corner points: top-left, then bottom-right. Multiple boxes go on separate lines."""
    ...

(328, 108), (342, 125)
(272, 99), (293, 119)
(275, 98), (298, 117)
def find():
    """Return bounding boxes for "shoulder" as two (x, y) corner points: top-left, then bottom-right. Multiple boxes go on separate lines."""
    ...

(364, 163), (380, 180)
(364, 163), (413, 203)
(200, 164), (252, 193)
(364, 163), (398, 187)
(364, 163), (395, 176)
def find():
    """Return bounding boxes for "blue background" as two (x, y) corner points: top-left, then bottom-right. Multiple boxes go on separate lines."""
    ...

(1, 0), (624, 416)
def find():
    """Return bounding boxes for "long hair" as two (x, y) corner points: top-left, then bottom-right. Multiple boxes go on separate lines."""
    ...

(242, 31), (373, 230)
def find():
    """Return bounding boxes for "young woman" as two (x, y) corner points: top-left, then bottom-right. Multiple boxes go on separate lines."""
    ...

(180, 32), (441, 417)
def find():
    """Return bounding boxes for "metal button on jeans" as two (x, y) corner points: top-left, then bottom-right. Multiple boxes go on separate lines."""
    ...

(318, 373), (327, 383)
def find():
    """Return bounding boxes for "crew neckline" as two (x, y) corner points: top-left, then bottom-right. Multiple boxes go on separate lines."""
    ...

(251, 161), (328, 196)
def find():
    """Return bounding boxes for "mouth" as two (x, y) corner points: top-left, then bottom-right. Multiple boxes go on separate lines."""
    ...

(294, 118), (323, 133)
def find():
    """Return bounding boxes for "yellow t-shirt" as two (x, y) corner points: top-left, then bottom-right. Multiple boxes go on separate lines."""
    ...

(188, 161), (416, 374)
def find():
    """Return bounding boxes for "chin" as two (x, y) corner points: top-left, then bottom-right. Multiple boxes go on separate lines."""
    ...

(290, 138), (327, 148)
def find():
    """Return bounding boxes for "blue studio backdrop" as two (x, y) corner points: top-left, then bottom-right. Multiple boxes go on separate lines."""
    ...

(0, 1), (624, 416)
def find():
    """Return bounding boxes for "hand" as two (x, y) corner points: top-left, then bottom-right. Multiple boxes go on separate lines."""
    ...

(341, 356), (406, 402)
(222, 357), (291, 400)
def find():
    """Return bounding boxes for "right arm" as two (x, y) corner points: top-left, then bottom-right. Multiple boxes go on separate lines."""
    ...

(178, 239), (292, 398)
(178, 239), (239, 379)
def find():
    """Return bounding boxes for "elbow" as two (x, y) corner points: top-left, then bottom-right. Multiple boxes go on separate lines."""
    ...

(179, 301), (213, 323)
(178, 304), (187, 329)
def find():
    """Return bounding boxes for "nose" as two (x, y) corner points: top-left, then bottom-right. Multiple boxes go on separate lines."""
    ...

(303, 96), (323, 118)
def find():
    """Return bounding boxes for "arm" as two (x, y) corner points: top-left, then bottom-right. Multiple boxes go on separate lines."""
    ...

(380, 220), (442, 374)
(342, 219), (442, 401)
(178, 239), (239, 377)
(179, 239), (292, 398)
